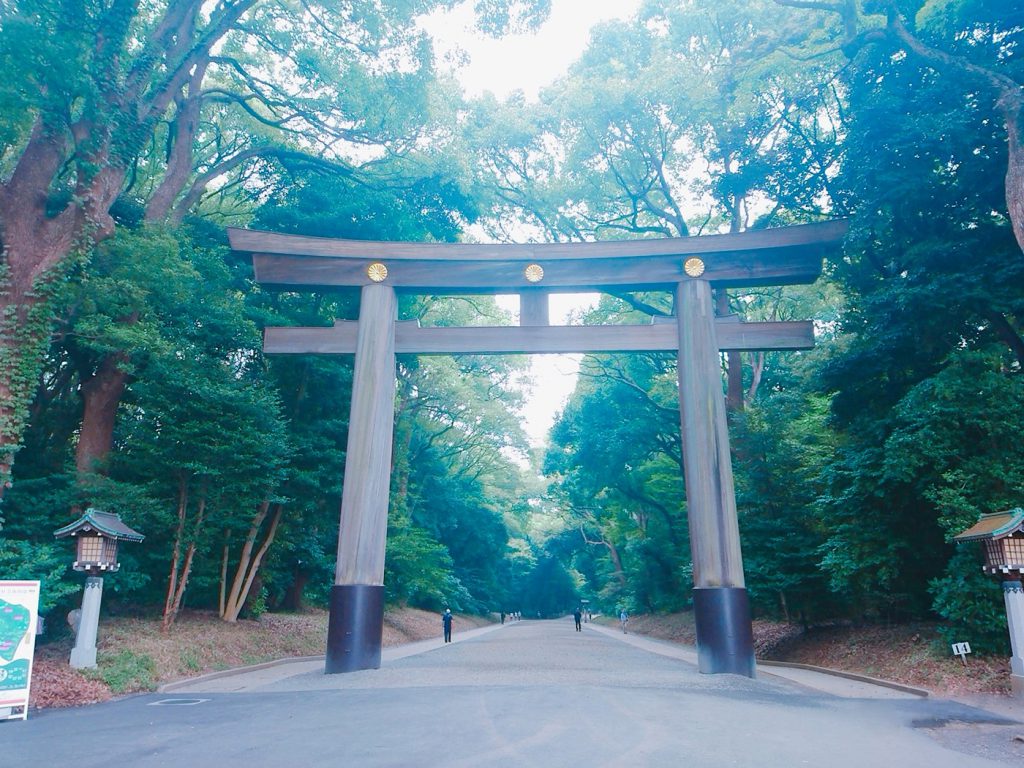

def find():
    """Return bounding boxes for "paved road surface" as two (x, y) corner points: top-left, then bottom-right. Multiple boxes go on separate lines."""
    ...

(4, 620), (1022, 767)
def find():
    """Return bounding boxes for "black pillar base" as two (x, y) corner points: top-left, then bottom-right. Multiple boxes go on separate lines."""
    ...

(693, 586), (756, 677)
(326, 584), (384, 674)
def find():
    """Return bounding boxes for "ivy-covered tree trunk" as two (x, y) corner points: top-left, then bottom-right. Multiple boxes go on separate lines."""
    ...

(0, 0), (258, 504)
(0, 143), (123, 500)
(0, 274), (60, 500)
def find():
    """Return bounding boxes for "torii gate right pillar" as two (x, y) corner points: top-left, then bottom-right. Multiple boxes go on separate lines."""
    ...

(677, 278), (755, 677)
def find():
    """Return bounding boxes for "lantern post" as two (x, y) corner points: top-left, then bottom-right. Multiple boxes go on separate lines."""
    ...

(953, 508), (1024, 698)
(54, 509), (144, 669)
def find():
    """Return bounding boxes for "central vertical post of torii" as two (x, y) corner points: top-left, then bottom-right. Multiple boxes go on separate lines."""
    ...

(326, 283), (397, 673)
(677, 277), (754, 676)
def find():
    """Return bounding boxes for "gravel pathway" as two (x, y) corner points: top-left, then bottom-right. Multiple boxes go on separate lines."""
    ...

(6, 619), (1022, 767)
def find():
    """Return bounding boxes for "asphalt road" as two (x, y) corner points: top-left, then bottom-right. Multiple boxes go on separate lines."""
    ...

(4, 619), (1022, 767)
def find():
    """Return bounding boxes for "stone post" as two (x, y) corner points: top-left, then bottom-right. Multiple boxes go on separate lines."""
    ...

(1004, 579), (1024, 697)
(69, 576), (103, 669)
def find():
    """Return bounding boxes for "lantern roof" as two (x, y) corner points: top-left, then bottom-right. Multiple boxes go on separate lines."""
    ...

(953, 508), (1024, 543)
(53, 508), (145, 542)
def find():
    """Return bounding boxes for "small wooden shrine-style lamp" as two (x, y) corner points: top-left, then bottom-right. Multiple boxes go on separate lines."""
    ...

(54, 508), (144, 669)
(953, 508), (1024, 697)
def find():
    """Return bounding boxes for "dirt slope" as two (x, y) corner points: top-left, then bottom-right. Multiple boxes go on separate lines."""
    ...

(617, 612), (1012, 696)
(29, 607), (492, 710)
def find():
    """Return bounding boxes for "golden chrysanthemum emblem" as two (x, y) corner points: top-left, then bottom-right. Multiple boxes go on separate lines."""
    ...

(683, 257), (706, 278)
(366, 262), (388, 282)
(524, 264), (544, 283)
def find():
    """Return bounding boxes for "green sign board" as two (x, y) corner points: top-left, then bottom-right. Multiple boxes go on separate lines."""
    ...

(0, 581), (40, 721)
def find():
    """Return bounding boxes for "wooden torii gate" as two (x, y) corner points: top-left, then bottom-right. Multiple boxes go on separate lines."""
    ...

(229, 219), (847, 678)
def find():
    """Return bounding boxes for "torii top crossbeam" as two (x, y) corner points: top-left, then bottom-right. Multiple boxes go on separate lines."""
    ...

(228, 219), (847, 294)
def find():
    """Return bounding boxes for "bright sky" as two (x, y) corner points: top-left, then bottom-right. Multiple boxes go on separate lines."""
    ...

(421, 0), (642, 447)
(422, 0), (643, 101)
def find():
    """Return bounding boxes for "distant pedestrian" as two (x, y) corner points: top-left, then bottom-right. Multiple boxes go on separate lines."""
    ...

(500, 611), (505, 624)
(573, 607), (582, 632)
(442, 608), (453, 643)
(619, 609), (629, 634)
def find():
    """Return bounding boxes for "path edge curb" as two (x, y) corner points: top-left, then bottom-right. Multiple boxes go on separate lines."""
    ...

(158, 655), (325, 693)
(757, 659), (930, 697)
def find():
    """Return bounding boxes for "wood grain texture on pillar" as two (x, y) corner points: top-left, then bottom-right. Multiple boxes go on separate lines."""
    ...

(677, 280), (745, 589)
(335, 284), (397, 586)
(519, 290), (550, 327)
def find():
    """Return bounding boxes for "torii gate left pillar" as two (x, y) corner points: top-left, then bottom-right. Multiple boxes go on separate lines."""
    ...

(326, 284), (396, 672)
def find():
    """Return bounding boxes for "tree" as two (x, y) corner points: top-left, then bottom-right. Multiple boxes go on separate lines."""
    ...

(0, 0), (545, 503)
(464, 0), (844, 410)
(543, 299), (691, 614)
(774, 0), (1024, 254)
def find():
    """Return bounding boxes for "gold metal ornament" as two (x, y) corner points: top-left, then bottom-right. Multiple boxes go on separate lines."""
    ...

(524, 264), (545, 283)
(366, 262), (388, 282)
(683, 257), (706, 278)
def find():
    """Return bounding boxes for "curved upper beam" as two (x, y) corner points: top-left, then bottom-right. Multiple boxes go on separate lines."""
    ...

(229, 219), (847, 292)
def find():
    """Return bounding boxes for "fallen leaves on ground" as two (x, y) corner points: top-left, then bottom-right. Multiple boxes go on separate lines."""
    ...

(28, 606), (492, 711)
(621, 612), (1012, 696)
(29, 650), (112, 709)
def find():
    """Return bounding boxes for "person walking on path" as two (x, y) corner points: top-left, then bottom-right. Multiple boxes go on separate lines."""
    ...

(442, 608), (453, 643)
(619, 609), (629, 634)
(573, 607), (582, 632)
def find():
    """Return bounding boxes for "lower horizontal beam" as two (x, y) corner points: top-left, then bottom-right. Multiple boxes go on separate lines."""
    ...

(264, 319), (814, 355)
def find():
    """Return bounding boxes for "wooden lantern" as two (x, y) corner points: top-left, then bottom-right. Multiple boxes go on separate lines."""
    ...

(954, 509), (1024, 575)
(53, 508), (144, 573)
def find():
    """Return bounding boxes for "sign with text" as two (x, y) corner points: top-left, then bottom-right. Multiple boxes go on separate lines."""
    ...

(0, 580), (40, 721)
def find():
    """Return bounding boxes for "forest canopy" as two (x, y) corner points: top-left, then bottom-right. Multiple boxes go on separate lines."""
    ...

(0, 0), (1021, 654)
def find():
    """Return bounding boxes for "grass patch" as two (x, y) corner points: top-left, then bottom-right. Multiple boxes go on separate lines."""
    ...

(180, 648), (201, 672)
(89, 649), (157, 693)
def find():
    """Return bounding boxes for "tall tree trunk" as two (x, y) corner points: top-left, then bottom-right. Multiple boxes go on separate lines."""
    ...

(222, 501), (270, 621)
(219, 536), (230, 618)
(163, 475), (189, 625)
(1004, 98), (1024, 256)
(0, 121), (124, 500)
(222, 502), (283, 622)
(746, 352), (766, 406)
(163, 492), (206, 629)
(580, 525), (627, 587)
(716, 289), (744, 413)
(391, 385), (418, 515)
(0, 0), (257, 502)
(75, 351), (131, 475)
(282, 569), (309, 612)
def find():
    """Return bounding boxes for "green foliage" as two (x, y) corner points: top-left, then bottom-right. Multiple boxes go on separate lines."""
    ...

(2, 0), (1021, 659)
(242, 587), (269, 620)
(516, 554), (579, 619)
(385, 513), (470, 610)
(734, 393), (841, 623)
(89, 649), (157, 693)
(544, 338), (690, 615)
(180, 648), (201, 673)
(929, 549), (1011, 655)
(0, 539), (79, 614)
